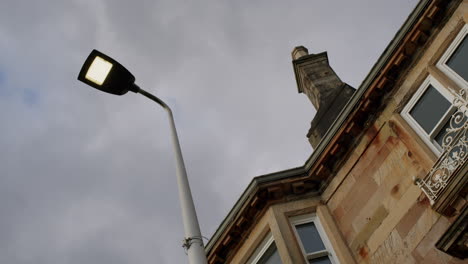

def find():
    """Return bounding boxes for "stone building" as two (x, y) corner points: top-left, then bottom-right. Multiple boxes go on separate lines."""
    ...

(206, 0), (467, 263)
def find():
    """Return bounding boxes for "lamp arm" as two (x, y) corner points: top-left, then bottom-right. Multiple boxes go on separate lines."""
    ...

(136, 85), (170, 110)
(135, 85), (208, 264)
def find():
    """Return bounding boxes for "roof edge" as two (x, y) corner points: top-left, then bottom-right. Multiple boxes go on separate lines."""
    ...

(205, 166), (305, 252)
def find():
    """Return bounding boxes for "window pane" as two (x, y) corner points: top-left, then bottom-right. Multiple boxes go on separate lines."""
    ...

(309, 256), (332, 264)
(409, 85), (451, 134)
(434, 118), (451, 147)
(435, 113), (468, 147)
(446, 35), (467, 82)
(258, 242), (282, 264)
(296, 222), (326, 253)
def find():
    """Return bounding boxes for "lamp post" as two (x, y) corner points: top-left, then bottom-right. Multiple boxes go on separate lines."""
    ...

(77, 49), (208, 264)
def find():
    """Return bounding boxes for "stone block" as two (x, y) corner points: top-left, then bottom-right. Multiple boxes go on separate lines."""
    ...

(350, 205), (389, 253)
(367, 184), (422, 253)
(414, 216), (450, 259)
(327, 174), (356, 212)
(396, 196), (429, 239)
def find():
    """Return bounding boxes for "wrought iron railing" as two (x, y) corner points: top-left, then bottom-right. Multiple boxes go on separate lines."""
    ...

(415, 85), (468, 205)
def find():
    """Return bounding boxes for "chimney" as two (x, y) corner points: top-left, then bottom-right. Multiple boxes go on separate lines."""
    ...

(292, 46), (355, 149)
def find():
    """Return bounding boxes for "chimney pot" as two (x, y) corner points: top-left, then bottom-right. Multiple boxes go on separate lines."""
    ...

(292, 46), (309, 60)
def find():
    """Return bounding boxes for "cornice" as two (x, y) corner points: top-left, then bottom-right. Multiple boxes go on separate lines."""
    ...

(206, 167), (318, 263)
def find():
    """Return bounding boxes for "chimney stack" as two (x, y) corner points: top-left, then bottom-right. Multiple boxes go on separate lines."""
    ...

(292, 46), (355, 149)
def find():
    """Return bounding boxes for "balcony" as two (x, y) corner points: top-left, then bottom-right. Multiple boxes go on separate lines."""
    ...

(415, 85), (467, 216)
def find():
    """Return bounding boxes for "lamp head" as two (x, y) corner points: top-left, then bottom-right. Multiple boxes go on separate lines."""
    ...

(78, 49), (138, 95)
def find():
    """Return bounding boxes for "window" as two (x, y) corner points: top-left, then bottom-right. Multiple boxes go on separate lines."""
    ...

(436, 24), (467, 89)
(402, 24), (468, 154)
(412, 23), (468, 212)
(247, 233), (283, 264)
(291, 214), (338, 264)
(401, 76), (455, 154)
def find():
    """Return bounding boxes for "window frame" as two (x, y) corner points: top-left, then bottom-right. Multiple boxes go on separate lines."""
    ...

(290, 213), (339, 264)
(247, 232), (280, 264)
(436, 24), (468, 89)
(401, 75), (455, 154)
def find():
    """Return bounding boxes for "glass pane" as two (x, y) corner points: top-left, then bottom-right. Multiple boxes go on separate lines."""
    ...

(309, 256), (332, 264)
(409, 85), (451, 134)
(446, 35), (467, 82)
(434, 118), (451, 147)
(257, 242), (282, 264)
(435, 113), (468, 147)
(296, 222), (326, 253)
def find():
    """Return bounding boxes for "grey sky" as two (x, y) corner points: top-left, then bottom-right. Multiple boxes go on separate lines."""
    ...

(0, 0), (417, 263)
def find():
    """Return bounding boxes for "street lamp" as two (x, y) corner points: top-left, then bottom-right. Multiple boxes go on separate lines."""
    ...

(78, 49), (208, 264)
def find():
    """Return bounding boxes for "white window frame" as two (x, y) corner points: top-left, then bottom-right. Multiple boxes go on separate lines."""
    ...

(436, 24), (468, 89)
(401, 75), (455, 154)
(290, 213), (339, 264)
(247, 232), (280, 264)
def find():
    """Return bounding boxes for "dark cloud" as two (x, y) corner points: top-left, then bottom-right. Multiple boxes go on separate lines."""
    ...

(0, 0), (417, 263)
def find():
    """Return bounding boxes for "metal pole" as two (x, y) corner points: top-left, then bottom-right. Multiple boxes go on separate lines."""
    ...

(138, 88), (208, 264)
